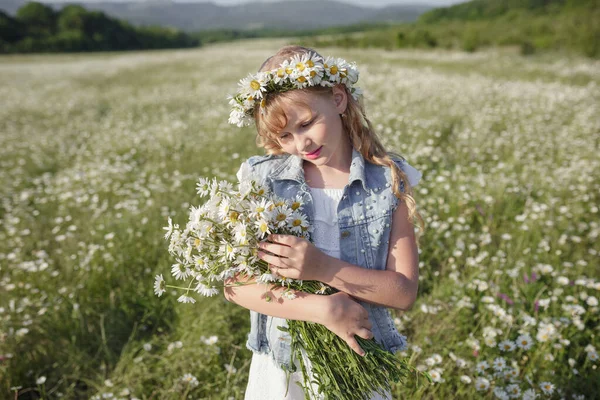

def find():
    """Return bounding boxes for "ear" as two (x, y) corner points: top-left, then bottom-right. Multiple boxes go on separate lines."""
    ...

(331, 84), (348, 114)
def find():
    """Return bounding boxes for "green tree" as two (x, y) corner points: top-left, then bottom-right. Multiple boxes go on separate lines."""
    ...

(0, 10), (26, 44)
(15, 2), (57, 38)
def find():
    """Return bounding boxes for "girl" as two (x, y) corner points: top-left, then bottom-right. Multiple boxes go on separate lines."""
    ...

(225, 45), (423, 399)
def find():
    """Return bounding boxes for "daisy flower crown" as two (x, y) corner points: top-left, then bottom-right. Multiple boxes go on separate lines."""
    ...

(228, 52), (362, 127)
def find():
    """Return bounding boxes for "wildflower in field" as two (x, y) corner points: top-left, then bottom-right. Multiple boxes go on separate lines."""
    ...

(516, 333), (534, 350)
(460, 375), (472, 384)
(202, 335), (218, 345)
(224, 363), (237, 374)
(143, 343), (152, 351)
(536, 322), (556, 342)
(493, 386), (509, 400)
(428, 367), (444, 383)
(181, 373), (199, 388)
(475, 377), (490, 391)
(476, 360), (489, 374)
(539, 381), (555, 395)
(522, 388), (538, 400)
(498, 340), (516, 352)
(505, 384), (521, 398)
(36, 376), (46, 385)
(503, 366), (519, 380)
(493, 357), (506, 371)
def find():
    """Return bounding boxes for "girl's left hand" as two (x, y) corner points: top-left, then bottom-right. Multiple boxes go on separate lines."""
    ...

(257, 234), (329, 281)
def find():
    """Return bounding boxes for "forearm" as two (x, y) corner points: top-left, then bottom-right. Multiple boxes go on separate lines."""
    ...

(318, 256), (417, 311)
(224, 275), (329, 324)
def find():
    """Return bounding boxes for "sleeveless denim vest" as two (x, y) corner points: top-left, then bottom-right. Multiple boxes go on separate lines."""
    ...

(240, 147), (421, 371)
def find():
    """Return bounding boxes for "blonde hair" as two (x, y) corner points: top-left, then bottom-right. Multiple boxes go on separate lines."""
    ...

(253, 45), (425, 238)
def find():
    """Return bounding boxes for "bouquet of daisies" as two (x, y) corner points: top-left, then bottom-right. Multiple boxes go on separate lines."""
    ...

(155, 173), (428, 399)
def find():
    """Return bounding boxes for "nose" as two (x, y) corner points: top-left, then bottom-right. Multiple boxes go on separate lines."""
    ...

(297, 135), (312, 154)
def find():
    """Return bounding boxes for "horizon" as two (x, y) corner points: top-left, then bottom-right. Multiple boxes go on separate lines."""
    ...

(28, 0), (469, 7)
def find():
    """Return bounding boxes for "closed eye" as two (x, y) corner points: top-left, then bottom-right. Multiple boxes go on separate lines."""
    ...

(301, 119), (314, 128)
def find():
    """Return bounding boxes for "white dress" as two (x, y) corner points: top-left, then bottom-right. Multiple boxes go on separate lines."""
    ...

(244, 187), (392, 400)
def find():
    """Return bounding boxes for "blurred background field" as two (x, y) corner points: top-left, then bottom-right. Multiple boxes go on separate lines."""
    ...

(1, 1), (599, 399)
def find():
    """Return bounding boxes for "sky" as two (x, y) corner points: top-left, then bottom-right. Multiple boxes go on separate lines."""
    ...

(44, 0), (469, 7)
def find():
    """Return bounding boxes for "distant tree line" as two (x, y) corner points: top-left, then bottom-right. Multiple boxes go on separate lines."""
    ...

(0, 2), (199, 54)
(300, 0), (600, 58)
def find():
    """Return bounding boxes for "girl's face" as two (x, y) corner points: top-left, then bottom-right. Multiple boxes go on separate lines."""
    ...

(275, 86), (350, 169)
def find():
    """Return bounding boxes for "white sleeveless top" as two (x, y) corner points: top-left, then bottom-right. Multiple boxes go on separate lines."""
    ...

(244, 187), (391, 400)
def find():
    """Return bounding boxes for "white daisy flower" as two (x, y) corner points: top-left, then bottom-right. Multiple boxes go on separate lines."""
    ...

(288, 211), (309, 234)
(516, 333), (534, 350)
(272, 205), (293, 228)
(257, 273), (277, 284)
(493, 386), (509, 400)
(238, 72), (267, 99)
(522, 389), (538, 400)
(536, 322), (556, 342)
(460, 375), (472, 384)
(196, 177), (212, 197)
(316, 282), (329, 295)
(431, 353), (443, 364)
(492, 357), (506, 371)
(254, 219), (271, 239)
(171, 263), (190, 280)
(504, 366), (519, 380)
(177, 294), (196, 304)
(323, 56), (341, 83)
(539, 382), (554, 395)
(181, 373), (199, 388)
(282, 290), (297, 300)
(202, 335), (219, 345)
(273, 60), (293, 84)
(498, 340), (516, 352)
(476, 360), (489, 374)
(249, 198), (272, 219)
(233, 222), (249, 245)
(194, 282), (219, 297)
(163, 217), (174, 240)
(475, 377), (490, 391)
(154, 274), (166, 297)
(428, 367), (444, 383)
(219, 239), (237, 261)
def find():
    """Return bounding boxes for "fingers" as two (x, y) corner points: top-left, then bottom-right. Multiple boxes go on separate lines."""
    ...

(259, 241), (291, 258)
(267, 234), (296, 246)
(258, 251), (293, 268)
(356, 328), (374, 340)
(346, 336), (366, 357)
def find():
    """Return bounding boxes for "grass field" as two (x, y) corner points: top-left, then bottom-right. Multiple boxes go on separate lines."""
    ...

(0, 39), (599, 399)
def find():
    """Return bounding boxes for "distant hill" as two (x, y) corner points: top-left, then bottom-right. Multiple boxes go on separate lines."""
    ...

(300, 0), (599, 58)
(1, 0), (435, 32)
(418, 0), (596, 23)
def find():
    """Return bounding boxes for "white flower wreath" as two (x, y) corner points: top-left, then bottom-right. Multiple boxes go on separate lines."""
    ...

(227, 52), (362, 127)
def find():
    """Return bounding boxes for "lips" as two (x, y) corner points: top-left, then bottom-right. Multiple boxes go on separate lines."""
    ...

(305, 146), (322, 157)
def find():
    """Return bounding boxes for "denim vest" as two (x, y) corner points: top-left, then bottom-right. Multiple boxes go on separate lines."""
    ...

(240, 147), (421, 371)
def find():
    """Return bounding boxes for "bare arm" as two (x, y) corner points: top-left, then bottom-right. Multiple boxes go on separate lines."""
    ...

(319, 201), (419, 310)
(223, 275), (328, 324)
(259, 201), (419, 311)
(223, 275), (375, 356)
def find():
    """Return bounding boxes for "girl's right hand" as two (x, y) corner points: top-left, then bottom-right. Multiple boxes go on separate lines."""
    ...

(321, 292), (374, 356)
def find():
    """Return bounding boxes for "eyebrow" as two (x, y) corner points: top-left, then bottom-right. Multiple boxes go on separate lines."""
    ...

(280, 112), (316, 135)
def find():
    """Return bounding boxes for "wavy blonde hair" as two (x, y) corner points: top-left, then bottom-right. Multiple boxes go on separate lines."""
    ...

(252, 45), (424, 238)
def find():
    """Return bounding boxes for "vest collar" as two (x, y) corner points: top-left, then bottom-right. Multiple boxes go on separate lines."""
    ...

(270, 147), (368, 192)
